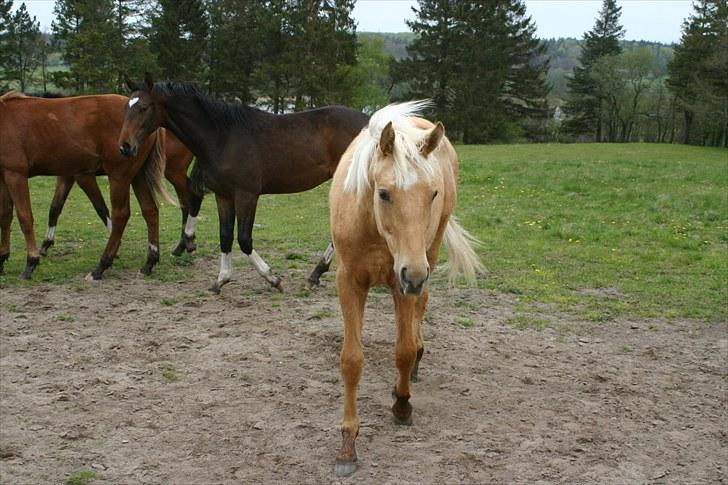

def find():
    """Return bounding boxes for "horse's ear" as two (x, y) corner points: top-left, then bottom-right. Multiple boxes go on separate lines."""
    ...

(421, 121), (445, 157)
(144, 72), (154, 91)
(124, 75), (136, 92)
(379, 121), (395, 157)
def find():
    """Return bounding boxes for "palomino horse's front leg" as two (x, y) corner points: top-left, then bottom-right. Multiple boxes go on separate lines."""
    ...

(335, 269), (368, 477)
(0, 176), (13, 274)
(131, 174), (160, 275)
(308, 242), (335, 288)
(235, 191), (283, 292)
(391, 291), (422, 425)
(210, 194), (235, 294)
(410, 288), (428, 383)
(88, 178), (131, 280)
(2, 171), (40, 279)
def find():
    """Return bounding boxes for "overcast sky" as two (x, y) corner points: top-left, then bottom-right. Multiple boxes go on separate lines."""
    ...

(16, 0), (693, 44)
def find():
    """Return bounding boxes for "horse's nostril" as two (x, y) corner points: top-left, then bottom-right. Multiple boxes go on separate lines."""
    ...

(400, 267), (408, 282)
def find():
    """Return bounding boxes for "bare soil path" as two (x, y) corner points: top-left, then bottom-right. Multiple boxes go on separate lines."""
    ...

(1, 257), (726, 484)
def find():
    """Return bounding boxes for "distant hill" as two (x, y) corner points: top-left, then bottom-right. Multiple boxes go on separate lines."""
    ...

(360, 33), (675, 105)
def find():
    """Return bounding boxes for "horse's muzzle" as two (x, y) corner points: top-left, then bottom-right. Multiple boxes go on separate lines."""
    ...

(399, 266), (429, 296)
(119, 142), (137, 158)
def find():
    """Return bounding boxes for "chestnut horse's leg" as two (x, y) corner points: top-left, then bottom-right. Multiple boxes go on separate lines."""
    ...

(335, 269), (368, 477)
(391, 291), (421, 426)
(131, 174), (160, 275)
(40, 176), (74, 256)
(210, 194), (235, 294)
(167, 169), (197, 257)
(0, 177), (13, 274)
(76, 174), (111, 229)
(307, 242), (335, 288)
(2, 170), (39, 279)
(235, 190), (283, 291)
(410, 288), (428, 383)
(87, 177), (131, 280)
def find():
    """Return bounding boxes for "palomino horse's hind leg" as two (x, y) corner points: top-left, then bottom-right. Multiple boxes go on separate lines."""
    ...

(335, 270), (368, 477)
(2, 171), (39, 279)
(308, 242), (335, 288)
(391, 291), (422, 426)
(132, 174), (160, 275)
(0, 177), (12, 274)
(410, 288), (428, 383)
(235, 191), (283, 292)
(210, 194), (235, 294)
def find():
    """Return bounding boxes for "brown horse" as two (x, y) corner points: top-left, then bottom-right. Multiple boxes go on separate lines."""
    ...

(118, 74), (369, 293)
(329, 101), (482, 476)
(0, 91), (171, 279)
(38, 131), (199, 258)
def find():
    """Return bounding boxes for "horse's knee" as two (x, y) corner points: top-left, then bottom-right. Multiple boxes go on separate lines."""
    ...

(340, 350), (363, 383)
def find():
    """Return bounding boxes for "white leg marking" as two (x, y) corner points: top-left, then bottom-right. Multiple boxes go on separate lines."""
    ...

(45, 226), (56, 241)
(184, 216), (197, 237)
(149, 243), (158, 253)
(217, 252), (233, 283)
(107, 218), (113, 233)
(248, 249), (271, 275)
(323, 242), (335, 265)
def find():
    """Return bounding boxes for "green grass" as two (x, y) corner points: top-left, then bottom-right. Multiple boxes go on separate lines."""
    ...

(1, 143), (726, 322)
(66, 469), (96, 485)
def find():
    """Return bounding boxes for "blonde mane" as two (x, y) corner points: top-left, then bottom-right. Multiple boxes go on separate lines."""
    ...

(344, 100), (437, 195)
(0, 91), (26, 104)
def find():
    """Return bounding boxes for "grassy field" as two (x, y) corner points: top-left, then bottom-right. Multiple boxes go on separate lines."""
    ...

(1, 143), (726, 323)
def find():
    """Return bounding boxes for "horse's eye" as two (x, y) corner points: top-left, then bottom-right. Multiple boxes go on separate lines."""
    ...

(432, 190), (439, 200)
(378, 189), (391, 202)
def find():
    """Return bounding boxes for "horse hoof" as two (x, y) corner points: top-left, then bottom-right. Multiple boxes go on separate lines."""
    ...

(209, 283), (221, 295)
(185, 242), (197, 253)
(85, 272), (102, 282)
(307, 277), (320, 290)
(171, 245), (184, 257)
(410, 373), (420, 383)
(272, 277), (283, 292)
(140, 266), (153, 276)
(334, 459), (357, 477)
(392, 413), (413, 426)
(39, 239), (54, 256)
(20, 271), (32, 280)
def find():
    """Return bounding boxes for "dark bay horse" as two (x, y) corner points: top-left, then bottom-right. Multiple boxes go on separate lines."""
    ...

(119, 74), (369, 293)
(38, 132), (200, 258)
(0, 91), (171, 279)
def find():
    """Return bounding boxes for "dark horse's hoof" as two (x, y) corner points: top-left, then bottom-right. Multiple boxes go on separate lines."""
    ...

(171, 242), (185, 257)
(307, 275), (321, 289)
(272, 277), (283, 292)
(0, 253), (8, 274)
(20, 256), (40, 280)
(391, 387), (413, 426)
(39, 239), (54, 256)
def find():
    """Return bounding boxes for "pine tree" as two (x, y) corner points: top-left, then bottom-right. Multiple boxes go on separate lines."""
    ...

(563, 0), (624, 141)
(4, 2), (43, 91)
(110, 0), (156, 92)
(52, 0), (118, 93)
(394, 0), (550, 143)
(0, 0), (14, 90)
(149, 0), (209, 82)
(668, 0), (728, 146)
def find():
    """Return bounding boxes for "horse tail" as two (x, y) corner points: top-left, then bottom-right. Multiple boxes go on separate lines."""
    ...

(442, 215), (483, 286)
(143, 129), (176, 206)
(189, 158), (205, 199)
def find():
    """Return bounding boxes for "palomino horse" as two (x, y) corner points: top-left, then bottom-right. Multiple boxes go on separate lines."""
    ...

(38, 132), (199, 258)
(118, 73), (368, 293)
(0, 91), (172, 279)
(329, 101), (482, 476)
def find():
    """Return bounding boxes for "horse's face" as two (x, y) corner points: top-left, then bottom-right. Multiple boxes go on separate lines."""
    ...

(371, 121), (445, 296)
(119, 73), (162, 158)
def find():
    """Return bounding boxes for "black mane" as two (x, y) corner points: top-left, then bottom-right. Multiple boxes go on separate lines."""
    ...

(26, 91), (66, 98)
(152, 81), (262, 129)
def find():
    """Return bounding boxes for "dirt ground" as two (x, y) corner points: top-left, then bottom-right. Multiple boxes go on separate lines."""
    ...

(1, 255), (726, 485)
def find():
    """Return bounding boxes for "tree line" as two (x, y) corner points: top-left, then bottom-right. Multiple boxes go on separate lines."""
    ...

(0, 0), (725, 146)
